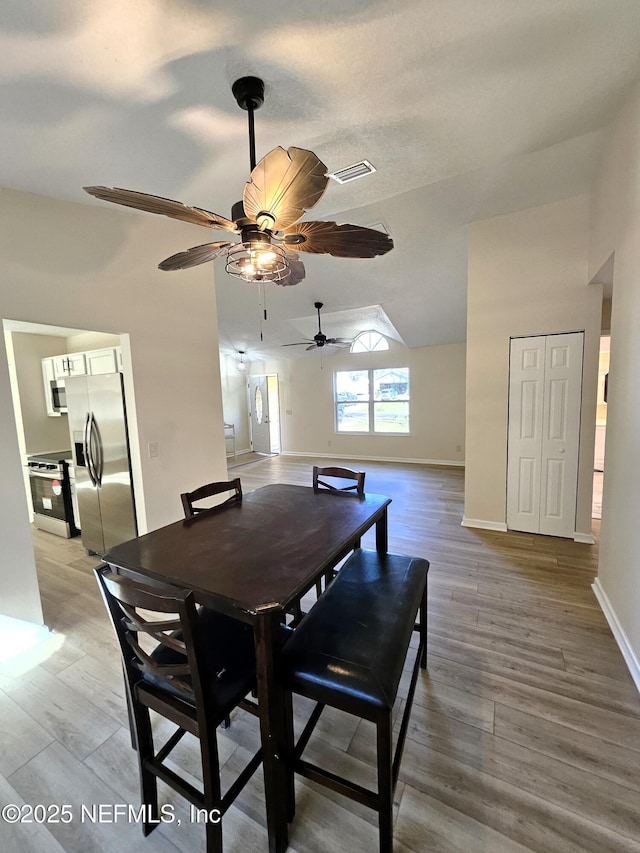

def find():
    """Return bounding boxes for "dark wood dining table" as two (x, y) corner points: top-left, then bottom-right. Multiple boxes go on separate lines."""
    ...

(103, 483), (391, 853)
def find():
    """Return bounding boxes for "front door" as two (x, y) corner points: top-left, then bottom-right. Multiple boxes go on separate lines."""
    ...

(507, 332), (583, 538)
(249, 375), (271, 454)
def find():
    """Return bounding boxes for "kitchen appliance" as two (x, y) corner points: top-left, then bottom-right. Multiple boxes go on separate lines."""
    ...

(27, 450), (78, 538)
(50, 378), (67, 414)
(66, 372), (137, 555)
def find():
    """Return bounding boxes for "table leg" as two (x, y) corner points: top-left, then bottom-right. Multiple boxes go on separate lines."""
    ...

(254, 608), (290, 853)
(376, 506), (388, 552)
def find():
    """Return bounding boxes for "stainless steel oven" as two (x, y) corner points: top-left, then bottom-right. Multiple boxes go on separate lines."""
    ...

(27, 451), (78, 538)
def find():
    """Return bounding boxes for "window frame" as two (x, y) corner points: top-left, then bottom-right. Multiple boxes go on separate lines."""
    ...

(334, 367), (410, 436)
(350, 330), (390, 353)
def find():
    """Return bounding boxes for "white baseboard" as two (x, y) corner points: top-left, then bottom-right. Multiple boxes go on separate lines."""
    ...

(592, 577), (640, 694)
(281, 451), (464, 468)
(574, 532), (595, 544)
(461, 517), (508, 532)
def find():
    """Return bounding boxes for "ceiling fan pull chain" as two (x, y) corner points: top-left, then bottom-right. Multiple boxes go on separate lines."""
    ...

(258, 282), (265, 340)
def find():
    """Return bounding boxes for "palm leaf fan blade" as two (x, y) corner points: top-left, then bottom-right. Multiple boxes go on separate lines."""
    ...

(284, 221), (393, 258)
(243, 147), (329, 232)
(83, 186), (238, 232)
(158, 241), (234, 271)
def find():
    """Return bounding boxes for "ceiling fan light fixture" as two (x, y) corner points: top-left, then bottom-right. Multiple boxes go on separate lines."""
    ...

(226, 240), (289, 283)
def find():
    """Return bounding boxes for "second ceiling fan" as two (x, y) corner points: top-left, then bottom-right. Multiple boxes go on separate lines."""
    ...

(83, 77), (393, 287)
(283, 302), (353, 351)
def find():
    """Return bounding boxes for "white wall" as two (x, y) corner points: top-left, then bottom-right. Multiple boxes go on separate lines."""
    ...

(252, 339), (466, 464)
(465, 195), (602, 537)
(0, 188), (227, 624)
(588, 81), (640, 683)
(9, 332), (71, 454)
(219, 353), (251, 457)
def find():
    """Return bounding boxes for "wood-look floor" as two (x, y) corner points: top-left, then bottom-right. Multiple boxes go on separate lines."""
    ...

(2, 456), (640, 853)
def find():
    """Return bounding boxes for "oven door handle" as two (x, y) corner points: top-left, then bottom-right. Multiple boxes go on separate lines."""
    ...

(27, 469), (61, 481)
(84, 413), (97, 487)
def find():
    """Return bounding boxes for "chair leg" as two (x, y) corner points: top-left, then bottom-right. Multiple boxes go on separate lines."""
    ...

(284, 689), (296, 823)
(205, 818), (223, 853)
(376, 712), (394, 853)
(133, 706), (159, 835)
(200, 719), (223, 853)
(420, 579), (427, 670)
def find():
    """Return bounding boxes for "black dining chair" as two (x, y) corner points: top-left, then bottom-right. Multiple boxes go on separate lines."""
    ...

(181, 479), (242, 519)
(312, 465), (365, 497)
(94, 564), (262, 853)
(312, 465), (366, 595)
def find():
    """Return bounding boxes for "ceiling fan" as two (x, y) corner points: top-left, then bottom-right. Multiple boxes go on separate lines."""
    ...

(83, 77), (393, 286)
(283, 302), (353, 351)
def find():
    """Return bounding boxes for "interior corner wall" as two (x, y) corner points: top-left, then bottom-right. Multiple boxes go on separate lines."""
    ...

(465, 194), (602, 535)
(258, 340), (466, 465)
(10, 332), (71, 454)
(0, 188), (227, 624)
(588, 81), (640, 679)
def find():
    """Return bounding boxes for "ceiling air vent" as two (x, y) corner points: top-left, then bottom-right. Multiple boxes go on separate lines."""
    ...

(327, 159), (376, 184)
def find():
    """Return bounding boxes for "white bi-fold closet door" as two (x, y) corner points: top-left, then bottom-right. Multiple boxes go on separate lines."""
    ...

(507, 332), (584, 538)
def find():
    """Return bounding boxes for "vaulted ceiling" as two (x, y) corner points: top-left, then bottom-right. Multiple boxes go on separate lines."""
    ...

(3, 1), (640, 359)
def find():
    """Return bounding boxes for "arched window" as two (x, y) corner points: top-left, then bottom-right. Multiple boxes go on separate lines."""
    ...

(350, 331), (389, 353)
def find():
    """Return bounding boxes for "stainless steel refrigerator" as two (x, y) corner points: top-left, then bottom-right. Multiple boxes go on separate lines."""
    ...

(65, 373), (137, 555)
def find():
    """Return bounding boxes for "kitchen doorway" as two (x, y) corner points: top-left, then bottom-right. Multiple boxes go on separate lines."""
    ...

(4, 321), (132, 572)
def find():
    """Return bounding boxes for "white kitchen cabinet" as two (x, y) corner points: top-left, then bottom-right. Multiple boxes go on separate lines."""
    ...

(86, 347), (118, 375)
(53, 353), (86, 378)
(42, 347), (122, 416)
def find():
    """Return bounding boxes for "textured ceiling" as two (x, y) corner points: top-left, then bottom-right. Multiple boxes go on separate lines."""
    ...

(2, 1), (640, 358)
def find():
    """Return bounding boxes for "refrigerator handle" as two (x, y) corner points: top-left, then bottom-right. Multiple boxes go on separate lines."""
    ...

(90, 413), (104, 487)
(84, 413), (97, 487)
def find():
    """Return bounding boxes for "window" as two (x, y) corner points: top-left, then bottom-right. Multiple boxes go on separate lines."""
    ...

(335, 368), (410, 434)
(350, 331), (389, 353)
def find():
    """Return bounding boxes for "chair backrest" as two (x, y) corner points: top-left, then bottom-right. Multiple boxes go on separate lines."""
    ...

(313, 466), (366, 498)
(94, 565), (206, 721)
(181, 478), (242, 519)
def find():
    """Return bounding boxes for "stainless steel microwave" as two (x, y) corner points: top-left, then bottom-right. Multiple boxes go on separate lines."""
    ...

(50, 379), (68, 414)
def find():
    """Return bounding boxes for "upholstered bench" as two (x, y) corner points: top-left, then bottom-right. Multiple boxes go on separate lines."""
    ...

(282, 548), (429, 853)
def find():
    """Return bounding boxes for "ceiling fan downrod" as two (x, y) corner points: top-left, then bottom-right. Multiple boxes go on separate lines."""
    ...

(232, 76), (265, 172)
